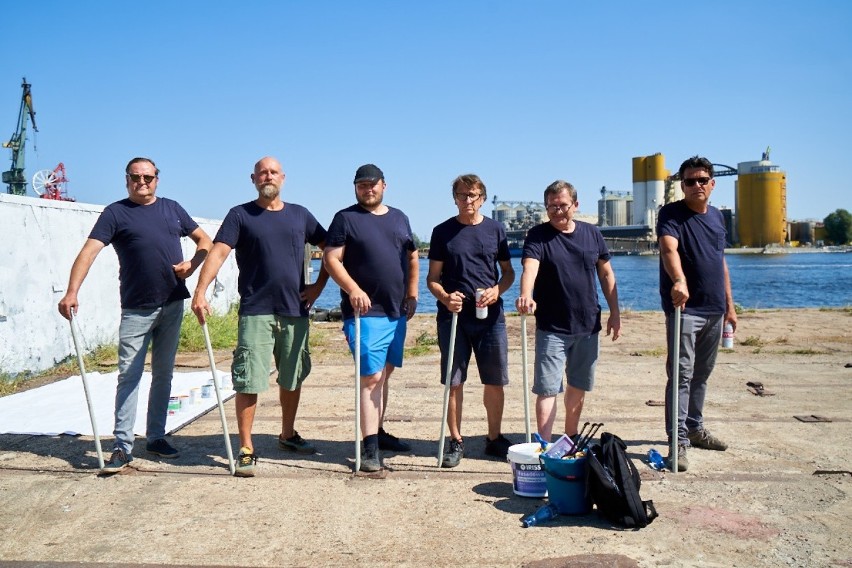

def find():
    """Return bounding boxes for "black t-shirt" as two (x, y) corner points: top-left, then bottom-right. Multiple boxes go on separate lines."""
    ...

(89, 197), (198, 309)
(215, 201), (326, 317)
(325, 205), (416, 319)
(656, 200), (727, 316)
(522, 221), (610, 336)
(428, 216), (510, 324)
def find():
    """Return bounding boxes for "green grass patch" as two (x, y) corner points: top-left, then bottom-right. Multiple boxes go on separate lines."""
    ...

(179, 305), (239, 352)
(778, 348), (826, 355)
(740, 336), (764, 347)
(0, 344), (118, 398)
(405, 331), (438, 358)
(630, 348), (666, 357)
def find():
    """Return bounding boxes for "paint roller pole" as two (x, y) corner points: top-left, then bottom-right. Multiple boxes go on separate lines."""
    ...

(436, 311), (458, 468)
(670, 306), (682, 474)
(520, 313), (531, 444)
(69, 310), (105, 470)
(354, 313), (362, 473)
(202, 322), (235, 475)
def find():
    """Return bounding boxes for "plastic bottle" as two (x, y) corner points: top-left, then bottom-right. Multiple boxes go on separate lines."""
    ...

(521, 503), (560, 528)
(647, 448), (665, 470)
(722, 322), (734, 349)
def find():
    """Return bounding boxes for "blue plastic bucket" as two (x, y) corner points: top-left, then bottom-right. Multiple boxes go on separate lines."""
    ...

(539, 453), (591, 515)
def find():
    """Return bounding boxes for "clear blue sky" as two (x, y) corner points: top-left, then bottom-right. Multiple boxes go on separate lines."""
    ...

(3, 1), (849, 240)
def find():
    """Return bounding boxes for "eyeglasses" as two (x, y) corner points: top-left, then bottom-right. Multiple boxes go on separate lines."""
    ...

(454, 192), (482, 202)
(127, 173), (157, 184)
(683, 177), (711, 187)
(546, 203), (573, 213)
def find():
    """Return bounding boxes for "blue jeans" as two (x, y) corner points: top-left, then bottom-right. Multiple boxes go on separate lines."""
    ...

(664, 312), (723, 445)
(113, 300), (184, 453)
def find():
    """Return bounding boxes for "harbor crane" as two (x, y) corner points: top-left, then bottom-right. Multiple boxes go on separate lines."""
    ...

(2, 78), (38, 195)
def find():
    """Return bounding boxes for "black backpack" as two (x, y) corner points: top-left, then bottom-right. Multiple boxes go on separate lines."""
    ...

(585, 432), (658, 528)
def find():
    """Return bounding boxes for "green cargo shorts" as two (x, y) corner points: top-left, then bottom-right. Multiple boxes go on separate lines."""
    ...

(230, 315), (312, 394)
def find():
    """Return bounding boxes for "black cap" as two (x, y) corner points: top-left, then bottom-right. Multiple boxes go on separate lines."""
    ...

(354, 164), (384, 184)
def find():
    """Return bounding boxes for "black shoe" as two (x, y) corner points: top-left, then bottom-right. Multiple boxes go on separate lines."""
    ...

(484, 434), (513, 459)
(146, 438), (180, 459)
(441, 438), (464, 468)
(101, 449), (132, 474)
(278, 431), (317, 454)
(378, 428), (411, 452)
(360, 445), (382, 472)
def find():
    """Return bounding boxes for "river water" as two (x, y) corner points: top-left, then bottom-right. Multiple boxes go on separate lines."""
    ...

(309, 252), (852, 313)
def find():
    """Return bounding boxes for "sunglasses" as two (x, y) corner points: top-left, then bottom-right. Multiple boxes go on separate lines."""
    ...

(683, 177), (711, 187)
(454, 192), (482, 202)
(127, 174), (157, 183)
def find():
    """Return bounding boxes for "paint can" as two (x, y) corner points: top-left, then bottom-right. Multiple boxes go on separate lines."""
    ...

(507, 442), (547, 498)
(189, 387), (200, 405)
(167, 396), (180, 415)
(201, 382), (213, 399)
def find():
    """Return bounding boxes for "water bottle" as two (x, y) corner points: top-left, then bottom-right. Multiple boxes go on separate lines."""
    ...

(521, 503), (560, 528)
(722, 322), (734, 349)
(647, 448), (665, 470)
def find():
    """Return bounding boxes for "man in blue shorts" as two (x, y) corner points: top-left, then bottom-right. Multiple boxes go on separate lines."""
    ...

(426, 174), (515, 468)
(59, 157), (213, 474)
(191, 156), (329, 477)
(324, 164), (419, 472)
(516, 180), (622, 442)
(658, 155), (737, 472)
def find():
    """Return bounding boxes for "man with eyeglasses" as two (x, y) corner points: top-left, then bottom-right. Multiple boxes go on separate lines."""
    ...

(426, 174), (515, 468)
(658, 156), (736, 472)
(324, 164), (418, 472)
(58, 157), (212, 474)
(191, 156), (330, 477)
(516, 180), (621, 443)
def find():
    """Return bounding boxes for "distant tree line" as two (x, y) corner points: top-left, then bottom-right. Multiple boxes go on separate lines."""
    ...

(823, 209), (852, 245)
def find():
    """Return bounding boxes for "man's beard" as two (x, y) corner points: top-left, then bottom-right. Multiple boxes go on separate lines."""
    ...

(356, 192), (382, 208)
(258, 183), (280, 199)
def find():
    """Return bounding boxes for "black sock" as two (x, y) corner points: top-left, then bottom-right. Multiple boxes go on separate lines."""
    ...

(363, 434), (378, 451)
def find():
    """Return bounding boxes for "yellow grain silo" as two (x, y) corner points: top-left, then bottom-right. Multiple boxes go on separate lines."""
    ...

(735, 155), (787, 247)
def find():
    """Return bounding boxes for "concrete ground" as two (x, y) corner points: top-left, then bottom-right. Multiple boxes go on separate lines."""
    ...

(0, 309), (850, 567)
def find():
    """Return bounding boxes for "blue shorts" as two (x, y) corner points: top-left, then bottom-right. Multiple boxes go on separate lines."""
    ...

(342, 316), (406, 376)
(437, 316), (509, 387)
(533, 330), (600, 396)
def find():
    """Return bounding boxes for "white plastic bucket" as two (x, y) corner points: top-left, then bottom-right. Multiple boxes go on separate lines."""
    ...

(507, 442), (547, 498)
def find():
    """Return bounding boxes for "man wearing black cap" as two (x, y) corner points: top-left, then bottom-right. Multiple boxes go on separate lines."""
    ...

(324, 164), (419, 472)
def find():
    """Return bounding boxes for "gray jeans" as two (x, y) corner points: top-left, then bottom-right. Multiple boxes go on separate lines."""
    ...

(664, 312), (723, 445)
(113, 300), (184, 453)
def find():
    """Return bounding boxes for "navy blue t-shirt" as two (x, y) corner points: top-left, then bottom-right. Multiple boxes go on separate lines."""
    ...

(522, 221), (611, 336)
(325, 205), (415, 319)
(657, 200), (727, 317)
(89, 197), (198, 309)
(428, 216), (510, 324)
(215, 202), (326, 317)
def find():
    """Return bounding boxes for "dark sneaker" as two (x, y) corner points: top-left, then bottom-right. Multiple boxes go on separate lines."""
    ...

(484, 434), (513, 459)
(146, 438), (180, 459)
(234, 447), (257, 477)
(378, 428), (411, 453)
(101, 449), (132, 474)
(688, 429), (728, 451)
(360, 445), (382, 472)
(667, 443), (689, 472)
(279, 431), (317, 455)
(441, 438), (464, 468)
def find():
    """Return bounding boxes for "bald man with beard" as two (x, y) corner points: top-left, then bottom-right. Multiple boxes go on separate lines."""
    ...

(192, 156), (330, 477)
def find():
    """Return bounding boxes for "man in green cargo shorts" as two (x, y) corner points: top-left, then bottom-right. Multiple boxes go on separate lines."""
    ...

(192, 156), (329, 477)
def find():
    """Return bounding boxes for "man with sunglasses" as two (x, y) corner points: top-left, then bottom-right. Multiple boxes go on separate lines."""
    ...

(426, 174), (515, 468)
(516, 180), (621, 444)
(658, 155), (737, 472)
(58, 157), (212, 474)
(324, 164), (418, 472)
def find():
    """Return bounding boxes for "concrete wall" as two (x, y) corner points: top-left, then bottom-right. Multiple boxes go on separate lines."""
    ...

(0, 194), (239, 375)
